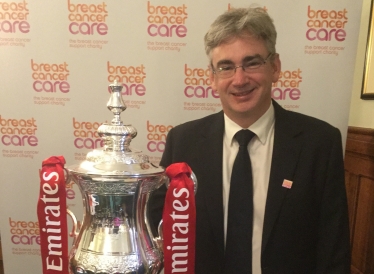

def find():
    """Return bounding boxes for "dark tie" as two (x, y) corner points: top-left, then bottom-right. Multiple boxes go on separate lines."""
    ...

(224, 129), (255, 274)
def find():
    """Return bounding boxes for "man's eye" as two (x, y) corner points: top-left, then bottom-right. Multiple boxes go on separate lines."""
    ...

(219, 66), (234, 71)
(244, 59), (262, 68)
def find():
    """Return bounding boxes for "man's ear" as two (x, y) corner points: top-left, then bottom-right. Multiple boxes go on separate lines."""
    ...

(209, 66), (217, 90)
(271, 53), (281, 83)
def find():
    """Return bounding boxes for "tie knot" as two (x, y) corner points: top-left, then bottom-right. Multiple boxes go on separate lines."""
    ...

(234, 129), (255, 147)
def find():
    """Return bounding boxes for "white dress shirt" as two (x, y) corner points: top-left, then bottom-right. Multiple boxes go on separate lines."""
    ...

(222, 103), (275, 274)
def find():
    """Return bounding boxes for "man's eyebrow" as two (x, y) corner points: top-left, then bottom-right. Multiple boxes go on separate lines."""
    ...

(216, 59), (234, 67)
(215, 54), (263, 67)
(242, 54), (262, 62)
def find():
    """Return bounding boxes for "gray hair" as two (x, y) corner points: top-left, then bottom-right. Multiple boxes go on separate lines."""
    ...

(204, 7), (277, 58)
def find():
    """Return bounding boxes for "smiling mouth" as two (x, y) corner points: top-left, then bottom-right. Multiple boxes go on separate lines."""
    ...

(231, 88), (254, 97)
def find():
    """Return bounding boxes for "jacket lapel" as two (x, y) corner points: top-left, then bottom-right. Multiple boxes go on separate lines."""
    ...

(194, 111), (225, 259)
(261, 101), (304, 253)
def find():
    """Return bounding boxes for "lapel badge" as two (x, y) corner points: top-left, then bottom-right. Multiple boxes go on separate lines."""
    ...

(282, 179), (293, 189)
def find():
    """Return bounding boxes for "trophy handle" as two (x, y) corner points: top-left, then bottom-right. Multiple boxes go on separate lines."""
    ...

(154, 172), (198, 251)
(155, 219), (164, 250)
(66, 208), (80, 245)
(64, 168), (81, 245)
(63, 167), (71, 186)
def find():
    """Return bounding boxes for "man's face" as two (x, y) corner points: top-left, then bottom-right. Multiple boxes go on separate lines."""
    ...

(209, 35), (281, 127)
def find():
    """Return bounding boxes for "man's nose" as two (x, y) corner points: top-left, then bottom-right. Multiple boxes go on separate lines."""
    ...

(231, 66), (248, 86)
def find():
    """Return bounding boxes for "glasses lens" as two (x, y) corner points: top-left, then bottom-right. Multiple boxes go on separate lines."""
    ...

(217, 66), (235, 78)
(214, 53), (272, 78)
(243, 58), (264, 70)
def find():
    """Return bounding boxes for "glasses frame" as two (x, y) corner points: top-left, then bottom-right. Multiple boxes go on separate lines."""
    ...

(212, 52), (274, 79)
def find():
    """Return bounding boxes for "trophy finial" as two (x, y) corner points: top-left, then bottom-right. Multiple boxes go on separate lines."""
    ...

(97, 81), (137, 152)
(107, 80), (127, 126)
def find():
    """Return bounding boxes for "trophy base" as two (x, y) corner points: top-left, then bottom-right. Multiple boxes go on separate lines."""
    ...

(71, 265), (146, 274)
(70, 250), (142, 274)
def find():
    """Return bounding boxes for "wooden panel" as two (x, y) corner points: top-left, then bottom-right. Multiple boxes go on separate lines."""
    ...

(345, 171), (359, 242)
(351, 177), (374, 273)
(345, 126), (374, 274)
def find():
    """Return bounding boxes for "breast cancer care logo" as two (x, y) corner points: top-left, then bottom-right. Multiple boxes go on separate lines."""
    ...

(147, 1), (187, 38)
(184, 64), (217, 99)
(272, 69), (302, 101)
(107, 61), (146, 97)
(68, 0), (108, 35)
(182, 64), (221, 113)
(1, 115), (38, 147)
(0, 0), (30, 33)
(73, 117), (104, 150)
(306, 5), (348, 42)
(9, 217), (40, 246)
(146, 120), (173, 153)
(31, 59), (70, 93)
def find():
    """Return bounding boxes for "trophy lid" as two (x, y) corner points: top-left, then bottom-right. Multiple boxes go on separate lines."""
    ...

(68, 81), (164, 177)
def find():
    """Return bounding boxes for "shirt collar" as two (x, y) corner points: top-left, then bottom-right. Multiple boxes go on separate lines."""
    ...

(224, 102), (275, 145)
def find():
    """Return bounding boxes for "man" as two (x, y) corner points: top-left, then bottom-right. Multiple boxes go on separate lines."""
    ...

(156, 7), (350, 274)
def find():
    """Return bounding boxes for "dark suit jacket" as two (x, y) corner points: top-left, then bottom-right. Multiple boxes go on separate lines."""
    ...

(155, 101), (350, 274)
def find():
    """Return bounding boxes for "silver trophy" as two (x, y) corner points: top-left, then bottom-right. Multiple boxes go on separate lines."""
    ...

(66, 81), (196, 274)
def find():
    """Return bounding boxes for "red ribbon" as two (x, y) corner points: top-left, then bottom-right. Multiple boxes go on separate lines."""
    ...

(163, 162), (196, 274)
(37, 156), (69, 274)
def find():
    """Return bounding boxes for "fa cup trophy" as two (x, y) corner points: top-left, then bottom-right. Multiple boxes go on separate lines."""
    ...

(37, 81), (197, 274)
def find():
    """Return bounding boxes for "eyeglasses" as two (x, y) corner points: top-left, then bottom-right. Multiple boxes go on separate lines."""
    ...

(212, 53), (273, 79)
